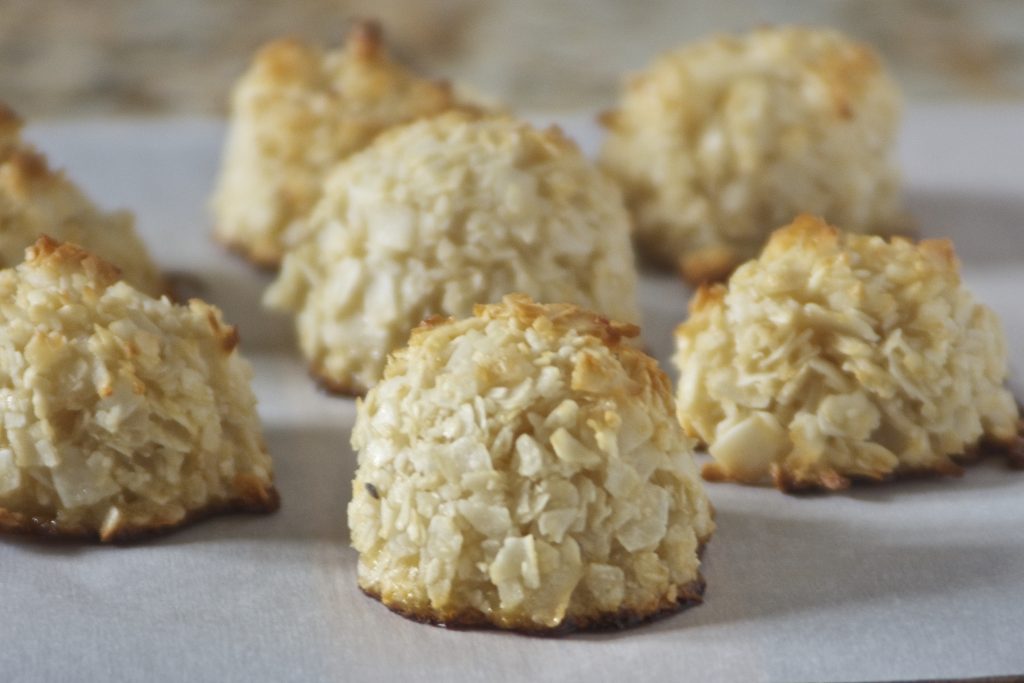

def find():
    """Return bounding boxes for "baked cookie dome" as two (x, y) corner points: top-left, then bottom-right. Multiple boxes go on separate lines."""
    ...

(673, 215), (1020, 491)
(0, 103), (164, 297)
(211, 21), (457, 266)
(265, 111), (641, 396)
(600, 26), (905, 283)
(0, 237), (278, 542)
(349, 295), (714, 632)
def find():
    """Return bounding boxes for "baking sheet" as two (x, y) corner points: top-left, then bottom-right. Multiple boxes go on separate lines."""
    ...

(2, 106), (1023, 682)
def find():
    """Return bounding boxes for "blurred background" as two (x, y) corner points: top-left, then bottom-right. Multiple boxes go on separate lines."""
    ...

(2, 0), (1023, 119)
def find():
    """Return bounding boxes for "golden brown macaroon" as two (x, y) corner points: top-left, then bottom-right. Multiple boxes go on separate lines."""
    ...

(349, 294), (714, 632)
(0, 102), (164, 297)
(264, 111), (642, 397)
(673, 215), (1020, 491)
(0, 237), (278, 542)
(600, 26), (906, 284)
(210, 20), (459, 267)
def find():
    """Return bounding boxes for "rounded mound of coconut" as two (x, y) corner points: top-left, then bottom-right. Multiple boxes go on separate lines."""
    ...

(0, 102), (163, 297)
(265, 111), (641, 396)
(600, 26), (905, 283)
(211, 20), (459, 267)
(673, 215), (1021, 491)
(349, 294), (713, 633)
(0, 237), (278, 542)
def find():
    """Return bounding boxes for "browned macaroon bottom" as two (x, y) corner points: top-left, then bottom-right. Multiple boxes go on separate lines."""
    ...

(360, 578), (706, 636)
(163, 271), (208, 303)
(217, 236), (369, 399)
(358, 542), (709, 636)
(677, 246), (742, 286)
(701, 425), (1024, 493)
(634, 236), (742, 286)
(0, 484), (280, 544)
(309, 364), (369, 398)
(214, 231), (283, 271)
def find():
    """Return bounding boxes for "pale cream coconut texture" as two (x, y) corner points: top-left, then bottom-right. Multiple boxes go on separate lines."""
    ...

(0, 237), (277, 542)
(600, 26), (905, 283)
(0, 103), (163, 297)
(674, 215), (1020, 491)
(211, 21), (457, 266)
(265, 112), (641, 396)
(349, 295), (714, 632)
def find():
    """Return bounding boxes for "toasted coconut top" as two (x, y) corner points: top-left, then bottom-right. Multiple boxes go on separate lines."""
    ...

(0, 102), (163, 296)
(609, 26), (887, 125)
(240, 21), (453, 121)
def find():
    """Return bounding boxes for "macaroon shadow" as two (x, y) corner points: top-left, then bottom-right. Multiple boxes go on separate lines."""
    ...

(836, 459), (1024, 503)
(635, 268), (693, 377)
(2, 425), (356, 556)
(168, 262), (296, 354)
(159, 425), (356, 547)
(261, 424), (358, 544)
(0, 534), (102, 557)
(904, 187), (1024, 266)
(576, 509), (1014, 641)
(690, 455), (1024, 505)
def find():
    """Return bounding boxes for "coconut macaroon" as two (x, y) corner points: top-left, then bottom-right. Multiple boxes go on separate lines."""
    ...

(0, 102), (164, 297)
(349, 295), (714, 632)
(211, 21), (457, 267)
(600, 26), (905, 283)
(673, 215), (1021, 491)
(0, 237), (278, 542)
(265, 111), (641, 396)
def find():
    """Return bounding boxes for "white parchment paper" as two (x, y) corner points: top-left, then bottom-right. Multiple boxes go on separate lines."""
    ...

(2, 106), (1022, 682)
